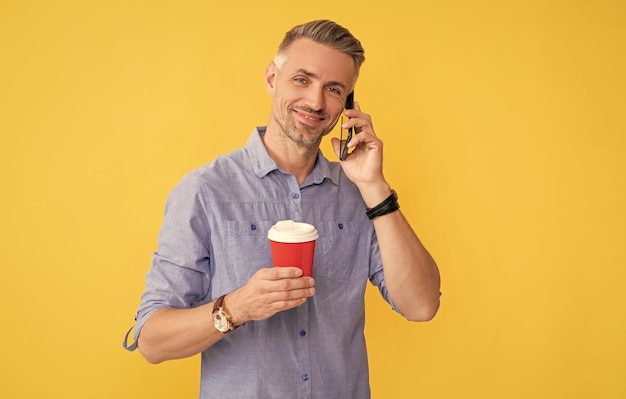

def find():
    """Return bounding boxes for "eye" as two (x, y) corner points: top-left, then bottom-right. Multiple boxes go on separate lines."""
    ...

(326, 86), (342, 96)
(294, 77), (308, 84)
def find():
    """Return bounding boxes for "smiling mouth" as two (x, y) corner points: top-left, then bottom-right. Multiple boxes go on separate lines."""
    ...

(301, 113), (323, 121)
(293, 108), (327, 122)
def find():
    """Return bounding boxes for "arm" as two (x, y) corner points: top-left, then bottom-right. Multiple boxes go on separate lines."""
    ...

(135, 173), (315, 363)
(361, 184), (441, 321)
(138, 267), (315, 364)
(331, 103), (441, 321)
(138, 302), (222, 364)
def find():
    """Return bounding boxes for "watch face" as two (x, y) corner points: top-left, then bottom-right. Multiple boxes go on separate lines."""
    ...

(213, 310), (230, 333)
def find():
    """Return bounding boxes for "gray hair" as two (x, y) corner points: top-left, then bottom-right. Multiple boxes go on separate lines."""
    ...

(274, 20), (365, 81)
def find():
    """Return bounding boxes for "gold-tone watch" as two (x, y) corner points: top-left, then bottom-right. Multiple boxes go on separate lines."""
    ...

(212, 294), (237, 334)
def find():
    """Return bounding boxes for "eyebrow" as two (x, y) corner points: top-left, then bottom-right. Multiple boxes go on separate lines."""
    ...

(295, 68), (348, 90)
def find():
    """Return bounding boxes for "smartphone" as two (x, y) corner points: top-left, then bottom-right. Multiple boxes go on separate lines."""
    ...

(339, 91), (354, 161)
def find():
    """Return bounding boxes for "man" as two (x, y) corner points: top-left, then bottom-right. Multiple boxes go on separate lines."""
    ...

(124, 19), (441, 398)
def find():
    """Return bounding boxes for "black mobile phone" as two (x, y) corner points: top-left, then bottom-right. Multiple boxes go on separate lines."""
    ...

(339, 91), (354, 161)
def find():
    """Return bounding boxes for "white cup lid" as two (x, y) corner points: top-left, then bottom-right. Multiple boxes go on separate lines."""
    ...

(267, 220), (319, 243)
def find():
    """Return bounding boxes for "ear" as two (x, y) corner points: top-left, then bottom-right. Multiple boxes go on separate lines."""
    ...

(265, 61), (278, 95)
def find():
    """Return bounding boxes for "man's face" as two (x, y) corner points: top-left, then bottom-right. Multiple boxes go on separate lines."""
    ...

(266, 38), (356, 148)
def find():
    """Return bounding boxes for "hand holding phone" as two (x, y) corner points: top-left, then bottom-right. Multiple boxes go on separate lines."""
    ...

(339, 91), (354, 161)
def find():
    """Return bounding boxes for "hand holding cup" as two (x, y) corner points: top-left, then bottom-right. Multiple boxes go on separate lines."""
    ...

(268, 220), (318, 277)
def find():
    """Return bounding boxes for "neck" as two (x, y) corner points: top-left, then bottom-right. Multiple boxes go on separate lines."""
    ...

(262, 125), (319, 185)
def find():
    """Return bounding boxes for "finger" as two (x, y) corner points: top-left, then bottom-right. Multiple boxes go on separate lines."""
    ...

(342, 116), (374, 135)
(265, 282), (316, 312)
(269, 283), (316, 302)
(269, 276), (315, 293)
(343, 103), (369, 120)
(268, 296), (309, 313)
(257, 266), (304, 280)
(344, 101), (361, 115)
(344, 130), (380, 150)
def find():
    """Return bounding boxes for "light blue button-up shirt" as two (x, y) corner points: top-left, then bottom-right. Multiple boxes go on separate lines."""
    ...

(126, 127), (397, 398)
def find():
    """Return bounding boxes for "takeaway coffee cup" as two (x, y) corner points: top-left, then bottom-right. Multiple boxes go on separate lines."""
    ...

(268, 220), (319, 277)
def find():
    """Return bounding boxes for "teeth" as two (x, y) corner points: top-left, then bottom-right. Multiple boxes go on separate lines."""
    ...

(295, 109), (322, 121)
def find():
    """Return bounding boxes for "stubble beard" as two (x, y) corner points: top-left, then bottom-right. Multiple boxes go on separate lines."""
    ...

(274, 107), (337, 149)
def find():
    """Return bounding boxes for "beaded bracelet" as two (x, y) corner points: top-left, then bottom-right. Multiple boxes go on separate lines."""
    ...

(366, 190), (400, 220)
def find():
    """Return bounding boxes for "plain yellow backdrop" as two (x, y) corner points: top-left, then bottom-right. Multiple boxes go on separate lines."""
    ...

(1, 0), (624, 398)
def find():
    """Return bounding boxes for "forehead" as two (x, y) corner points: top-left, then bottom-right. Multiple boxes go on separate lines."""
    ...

(281, 38), (355, 86)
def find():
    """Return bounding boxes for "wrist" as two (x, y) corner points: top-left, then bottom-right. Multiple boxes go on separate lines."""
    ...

(366, 189), (399, 220)
(357, 182), (392, 208)
(223, 292), (246, 327)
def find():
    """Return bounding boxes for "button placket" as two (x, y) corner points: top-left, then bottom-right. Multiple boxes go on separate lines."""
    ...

(289, 187), (303, 221)
(296, 301), (311, 394)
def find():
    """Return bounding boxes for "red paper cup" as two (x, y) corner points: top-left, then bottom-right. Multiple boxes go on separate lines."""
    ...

(268, 220), (319, 277)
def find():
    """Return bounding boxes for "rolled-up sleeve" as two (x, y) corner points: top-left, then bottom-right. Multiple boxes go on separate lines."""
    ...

(124, 171), (212, 351)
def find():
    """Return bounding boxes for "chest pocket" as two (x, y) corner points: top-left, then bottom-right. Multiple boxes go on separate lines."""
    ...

(224, 220), (370, 285)
(313, 221), (370, 283)
(224, 220), (275, 285)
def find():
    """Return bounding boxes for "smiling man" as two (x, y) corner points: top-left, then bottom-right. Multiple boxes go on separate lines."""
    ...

(124, 20), (440, 399)
(267, 38), (353, 150)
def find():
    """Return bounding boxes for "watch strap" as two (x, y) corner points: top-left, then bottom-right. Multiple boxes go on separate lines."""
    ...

(213, 294), (227, 314)
(213, 294), (239, 333)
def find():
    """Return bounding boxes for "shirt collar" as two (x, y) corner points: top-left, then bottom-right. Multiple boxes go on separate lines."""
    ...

(246, 126), (340, 187)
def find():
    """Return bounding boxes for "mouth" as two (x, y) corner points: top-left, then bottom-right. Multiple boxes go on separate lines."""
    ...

(293, 108), (326, 126)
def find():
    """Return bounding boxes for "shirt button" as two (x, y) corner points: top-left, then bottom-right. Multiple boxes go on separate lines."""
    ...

(292, 193), (300, 199)
(338, 223), (344, 229)
(299, 330), (306, 337)
(302, 374), (310, 381)
(250, 224), (257, 231)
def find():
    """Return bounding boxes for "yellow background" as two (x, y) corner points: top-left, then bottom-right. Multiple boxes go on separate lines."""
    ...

(1, 0), (624, 398)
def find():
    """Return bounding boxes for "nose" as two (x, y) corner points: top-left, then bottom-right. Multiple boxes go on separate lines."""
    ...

(304, 86), (325, 112)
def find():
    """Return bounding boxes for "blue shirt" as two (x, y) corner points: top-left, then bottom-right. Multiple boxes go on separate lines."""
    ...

(125, 127), (397, 398)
